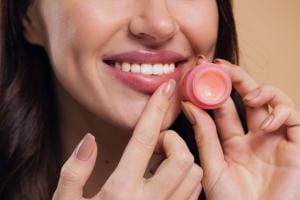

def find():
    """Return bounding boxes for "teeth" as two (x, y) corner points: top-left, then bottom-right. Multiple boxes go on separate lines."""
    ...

(170, 63), (175, 72)
(141, 64), (153, 75)
(163, 64), (170, 74)
(153, 64), (164, 75)
(131, 63), (140, 73)
(115, 62), (121, 70)
(121, 63), (131, 72)
(116, 62), (176, 75)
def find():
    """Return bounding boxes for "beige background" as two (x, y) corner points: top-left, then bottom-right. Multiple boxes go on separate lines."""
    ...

(233, 0), (300, 108)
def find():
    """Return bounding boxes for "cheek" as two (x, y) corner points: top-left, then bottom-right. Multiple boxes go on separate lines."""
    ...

(38, 2), (127, 124)
(43, 1), (126, 58)
(41, 1), (134, 95)
(66, 4), (122, 52)
(40, 1), (129, 100)
(171, 1), (219, 57)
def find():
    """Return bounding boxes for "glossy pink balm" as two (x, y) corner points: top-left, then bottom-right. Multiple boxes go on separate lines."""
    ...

(182, 63), (232, 109)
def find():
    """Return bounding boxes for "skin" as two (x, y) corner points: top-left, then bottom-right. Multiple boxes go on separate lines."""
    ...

(23, 0), (300, 199)
(24, 0), (217, 197)
(182, 59), (300, 199)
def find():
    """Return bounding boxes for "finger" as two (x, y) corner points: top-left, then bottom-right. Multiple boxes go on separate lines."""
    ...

(146, 130), (195, 199)
(115, 79), (176, 182)
(53, 133), (97, 200)
(260, 105), (300, 143)
(169, 164), (203, 200)
(181, 101), (225, 188)
(213, 98), (244, 143)
(188, 184), (202, 200)
(214, 59), (269, 131)
(244, 84), (296, 108)
(214, 59), (259, 97)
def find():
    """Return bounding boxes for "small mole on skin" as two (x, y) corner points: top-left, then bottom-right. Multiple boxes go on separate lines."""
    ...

(105, 159), (110, 164)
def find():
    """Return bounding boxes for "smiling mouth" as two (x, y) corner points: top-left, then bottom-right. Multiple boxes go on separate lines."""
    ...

(103, 60), (186, 76)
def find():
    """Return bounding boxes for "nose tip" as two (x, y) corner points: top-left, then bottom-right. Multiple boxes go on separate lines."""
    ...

(130, 17), (178, 43)
(129, 2), (178, 45)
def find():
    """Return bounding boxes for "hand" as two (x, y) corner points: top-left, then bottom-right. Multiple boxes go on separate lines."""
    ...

(182, 59), (300, 200)
(52, 79), (203, 200)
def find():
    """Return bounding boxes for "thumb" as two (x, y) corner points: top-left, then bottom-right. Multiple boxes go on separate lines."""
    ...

(53, 133), (97, 200)
(181, 102), (225, 187)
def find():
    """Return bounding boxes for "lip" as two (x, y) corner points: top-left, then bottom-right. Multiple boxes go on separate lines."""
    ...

(102, 50), (187, 64)
(102, 50), (188, 94)
(104, 61), (186, 95)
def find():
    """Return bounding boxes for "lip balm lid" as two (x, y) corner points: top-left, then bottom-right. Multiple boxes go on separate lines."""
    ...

(184, 63), (232, 109)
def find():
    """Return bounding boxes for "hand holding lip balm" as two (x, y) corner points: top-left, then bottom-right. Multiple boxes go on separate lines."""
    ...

(182, 63), (232, 109)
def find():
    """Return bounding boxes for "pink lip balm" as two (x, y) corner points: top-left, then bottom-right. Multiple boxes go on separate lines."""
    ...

(182, 63), (232, 109)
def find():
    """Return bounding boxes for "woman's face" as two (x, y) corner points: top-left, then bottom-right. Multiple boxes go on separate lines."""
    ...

(27, 0), (218, 131)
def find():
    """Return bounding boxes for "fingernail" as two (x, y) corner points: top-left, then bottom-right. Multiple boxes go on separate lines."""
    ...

(181, 101), (196, 125)
(74, 133), (95, 161)
(213, 58), (221, 63)
(244, 88), (261, 101)
(213, 58), (232, 66)
(260, 115), (274, 130)
(196, 55), (206, 65)
(162, 79), (176, 99)
(198, 55), (205, 59)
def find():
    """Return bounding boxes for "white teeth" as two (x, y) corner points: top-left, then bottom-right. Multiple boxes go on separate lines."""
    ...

(153, 64), (164, 75)
(115, 62), (121, 70)
(141, 64), (153, 75)
(170, 63), (175, 72)
(121, 62), (130, 72)
(163, 64), (170, 74)
(116, 62), (176, 75)
(131, 64), (140, 73)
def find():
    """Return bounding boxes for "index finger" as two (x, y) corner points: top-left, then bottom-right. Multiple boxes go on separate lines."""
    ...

(214, 59), (269, 131)
(114, 79), (176, 182)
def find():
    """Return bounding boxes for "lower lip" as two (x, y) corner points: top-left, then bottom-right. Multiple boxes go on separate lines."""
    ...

(104, 62), (185, 94)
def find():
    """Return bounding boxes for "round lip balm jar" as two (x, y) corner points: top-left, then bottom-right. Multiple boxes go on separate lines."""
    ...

(182, 63), (232, 109)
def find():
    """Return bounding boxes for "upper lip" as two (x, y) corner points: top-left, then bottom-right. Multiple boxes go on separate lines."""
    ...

(102, 50), (188, 65)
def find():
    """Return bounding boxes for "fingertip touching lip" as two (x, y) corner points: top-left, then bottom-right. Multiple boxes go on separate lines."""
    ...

(102, 50), (188, 65)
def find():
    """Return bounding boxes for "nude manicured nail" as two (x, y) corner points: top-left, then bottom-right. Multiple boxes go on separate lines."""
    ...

(162, 79), (176, 99)
(244, 88), (261, 101)
(213, 58), (221, 63)
(260, 115), (274, 130)
(74, 133), (95, 161)
(196, 55), (206, 65)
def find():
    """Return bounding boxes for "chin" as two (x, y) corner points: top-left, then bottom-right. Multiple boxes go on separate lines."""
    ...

(117, 99), (181, 133)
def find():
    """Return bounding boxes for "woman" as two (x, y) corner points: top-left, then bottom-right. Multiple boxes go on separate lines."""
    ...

(1, 0), (300, 199)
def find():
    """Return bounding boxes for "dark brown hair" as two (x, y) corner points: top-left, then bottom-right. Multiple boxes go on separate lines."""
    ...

(0, 0), (246, 199)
